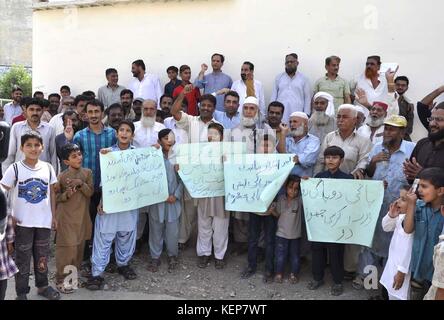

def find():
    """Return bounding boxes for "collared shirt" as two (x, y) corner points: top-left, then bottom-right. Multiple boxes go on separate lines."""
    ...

(231, 79), (266, 115)
(2, 121), (57, 173)
(357, 124), (385, 145)
(194, 71), (233, 111)
(315, 169), (353, 179)
(410, 200), (444, 283)
(410, 137), (444, 171)
(275, 194), (302, 239)
(308, 116), (336, 143)
(97, 84), (126, 109)
(352, 74), (389, 118)
(315, 130), (373, 175)
(175, 111), (220, 143)
(4, 102), (22, 125)
(285, 134), (320, 177)
(424, 235), (444, 300)
(127, 73), (162, 104)
(73, 126), (117, 190)
(164, 80), (182, 97)
(48, 113), (65, 136)
(133, 121), (166, 148)
(314, 74), (351, 110)
(270, 72), (312, 123)
(213, 110), (240, 129)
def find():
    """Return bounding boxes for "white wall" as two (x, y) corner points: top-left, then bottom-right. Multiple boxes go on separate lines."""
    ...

(33, 0), (444, 140)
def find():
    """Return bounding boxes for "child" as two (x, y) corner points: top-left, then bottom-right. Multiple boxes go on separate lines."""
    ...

(195, 123), (230, 269)
(272, 175), (302, 284)
(86, 121), (139, 290)
(379, 186), (414, 300)
(55, 143), (93, 294)
(0, 187), (18, 300)
(423, 198), (444, 300)
(148, 128), (183, 272)
(404, 167), (444, 300)
(0, 132), (59, 300)
(308, 146), (353, 296)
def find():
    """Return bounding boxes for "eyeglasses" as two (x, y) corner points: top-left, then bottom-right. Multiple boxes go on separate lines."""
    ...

(427, 116), (444, 123)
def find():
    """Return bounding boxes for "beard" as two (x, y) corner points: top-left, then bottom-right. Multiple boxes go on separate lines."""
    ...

(367, 116), (385, 128)
(241, 114), (258, 128)
(310, 111), (330, 126)
(241, 73), (247, 81)
(141, 115), (155, 128)
(428, 127), (444, 142)
(365, 67), (378, 79)
(285, 66), (296, 75)
(288, 126), (305, 138)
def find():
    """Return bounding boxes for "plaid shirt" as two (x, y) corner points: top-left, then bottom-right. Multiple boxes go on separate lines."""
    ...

(0, 216), (18, 280)
(73, 126), (117, 191)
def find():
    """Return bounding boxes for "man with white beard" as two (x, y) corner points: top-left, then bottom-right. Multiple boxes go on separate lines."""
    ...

(224, 96), (274, 259)
(357, 101), (388, 144)
(133, 99), (166, 249)
(308, 92), (336, 143)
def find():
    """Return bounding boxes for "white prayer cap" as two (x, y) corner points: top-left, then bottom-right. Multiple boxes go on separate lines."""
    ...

(289, 111), (308, 120)
(243, 96), (259, 107)
(337, 104), (358, 117)
(313, 92), (335, 116)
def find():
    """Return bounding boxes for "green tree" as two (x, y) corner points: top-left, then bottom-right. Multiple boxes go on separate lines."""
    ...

(0, 65), (32, 99)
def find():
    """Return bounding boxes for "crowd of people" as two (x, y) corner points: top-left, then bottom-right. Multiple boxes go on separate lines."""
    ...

(0, 53), (443, 301)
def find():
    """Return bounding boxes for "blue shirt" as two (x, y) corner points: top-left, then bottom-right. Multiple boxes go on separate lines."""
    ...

(73, 126), (117, 191)
(194, 71), (233, 111)
(286, 134), (320, 177)
(213, 110), (240, 129)
(410, 200), (444, 283)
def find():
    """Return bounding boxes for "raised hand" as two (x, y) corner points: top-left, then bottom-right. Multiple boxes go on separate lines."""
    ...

(201, 63), (208, 73)
(183, 84), (194, 95)
(64, 118), (74, 140)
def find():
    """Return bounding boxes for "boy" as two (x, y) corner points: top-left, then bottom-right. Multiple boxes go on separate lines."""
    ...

(1, 132), (59, 300)
(308, 146), (353, 296)
(86, 121), (139, 290)
(404, 167), (444, 300)
(55, 143), (94, 294)
(148, 128), (183, 272)
(164, 66), (181, 97)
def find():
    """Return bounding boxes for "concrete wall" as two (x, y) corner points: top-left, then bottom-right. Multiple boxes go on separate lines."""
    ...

(33, 0), (444, 140)
(0, 0), (33, 67)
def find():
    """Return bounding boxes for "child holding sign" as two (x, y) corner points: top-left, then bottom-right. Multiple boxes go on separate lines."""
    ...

(271, 175), (302, 284)
(87, 120), (139, 290)
(308, 146), (353, 296)
(379, 186), (414, 300)
(55, 143), (94, 294)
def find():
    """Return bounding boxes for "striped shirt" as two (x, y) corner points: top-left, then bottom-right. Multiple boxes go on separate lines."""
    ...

(73, 126), (117, 191)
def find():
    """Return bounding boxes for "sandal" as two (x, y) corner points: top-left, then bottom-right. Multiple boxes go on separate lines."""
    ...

(168, 256), (179, 271)
(56, 282), (74, 294)
(86, 276), (104, 291)
(274, 273), (283, 283)
(197, 256), (210, 268)
(118, 265), (137, 280)
(147, 258), (161, 273)
(289, 273), (299, 284)
(214, 258), (225, 270)
(38, 286), (61, 300)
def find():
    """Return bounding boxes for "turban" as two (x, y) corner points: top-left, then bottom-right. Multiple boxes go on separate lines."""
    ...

(313, 91), (335, 116)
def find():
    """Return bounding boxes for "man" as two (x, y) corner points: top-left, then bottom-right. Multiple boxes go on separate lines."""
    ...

(356, 109), (366, 129)
(60, 85), (71, 98)
(97, 68), (126, 109)
(132, 97), (143, 122)
(277, 112), (320, 177)
(416, 85), (444, 131)
(127, 59), (162, 103)
(394, 76), (414, 141)
(164, 66), (181, 97)
(160, 94), (174, 118)
(315, 104), (373, 277)
(47, 93), (61, 118)
(357, 101), (388, 144)
(133, 99), (165, 148)
(195, 53), (233, 111)
(3, 98), (57, 173)
(74, 94), (90, 127)
(173, 65), (201, 116)
(270, 53), (312, 123)
(104, 103), (124, 130)
(171, 86), (220, 249)
(163, 98), (189, 146)
(231, 62), (266, 115)
(353, 115), (415, 296)
(266, 101), (285, 132)
(308, 92), (336, 143)
(119, 89), (136, 121)
(213, 91), (241, 130)
(404, 103), (444, 180)
(33, 91), (44, 100)
(314, 56), (351, 111)
(73, 99), (117, 265)
(4, 87), (23, 125)
(55, 110), (81, 172)
(352, 56), (396, 118)
(49, 96), (75, 135)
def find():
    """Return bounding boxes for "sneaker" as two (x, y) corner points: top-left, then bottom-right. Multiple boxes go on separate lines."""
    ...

(331, 284), (344, 296)
(308, 279), (324, 290)
(240, 267), (256, 279)
(197, 256), (210, 268)
(214, 258), (225, 270)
